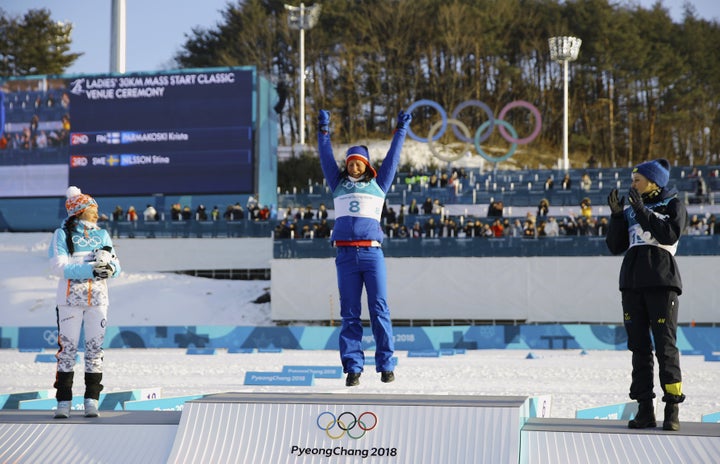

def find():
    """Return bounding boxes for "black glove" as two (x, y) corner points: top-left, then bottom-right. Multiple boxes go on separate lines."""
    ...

(396, 110), (412, 131)
(318, 110), (330, 133)
(607, 189), (625, 215)
(628, 188), (644, 211)
(93, 262), (115, 280)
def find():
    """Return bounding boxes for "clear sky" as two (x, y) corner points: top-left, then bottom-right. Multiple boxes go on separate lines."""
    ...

(2, 0), (232, 75)
(2, 0), (720, 76)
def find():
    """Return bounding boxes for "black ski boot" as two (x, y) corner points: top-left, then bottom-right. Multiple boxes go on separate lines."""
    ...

(663, 403), (680, 431)
(628, 400), (656, 429)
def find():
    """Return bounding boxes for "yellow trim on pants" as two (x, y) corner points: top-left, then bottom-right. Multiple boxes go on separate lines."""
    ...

(665, 382), (682, 396)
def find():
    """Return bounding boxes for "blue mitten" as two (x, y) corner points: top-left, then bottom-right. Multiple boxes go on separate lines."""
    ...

(318, 110), (330, 133)
(396, 110), (412, 130)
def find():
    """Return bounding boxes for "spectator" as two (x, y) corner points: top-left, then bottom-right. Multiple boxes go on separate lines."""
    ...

(564, 214), (578, 235)
(509, 219), (524, 237)
(581, 172), (592, 191)
(316, 203), (329, 220)
(181, 206), (192, 221)
(36, 130), (48, 148)
(421, 197), (433, 215)
(385, 207), (397, 225)
(303, 205), (315, 220)
(423, 217), (438, 237)
(502, 218), (512, 236)
(143, 205), (158, 221)
(577, 217), (593, 236)
(545, 217), (560, 236)
(522, 219), (536, 238)
(490, 218), (504, 237)
(410, 221), (422, 238)
(708, 215), (718, 235)
(561, 173), (572, 190)
(432, 199), (443, 215)
(595, 216), (609, 236)
(397, 204), (406, 226)
(537, 220), (547, 237)
(231, 203), (244, 220)
(126, 206), (138, 222)
(580, 197), (593, 219)
(408, 199), (419, 215)
(396, 224), (409, 238)
(258, 205), (270, 220)
(487, 200), (504, 218)
(195, 205), (208, 221)
(316, 219), (331, 238)
(170, 204), (182, 221)
(248, 203), (261, 220)
(126, 206), (138, 238)
(695, 171), (707, 204)
(274, 220), (291, 239)
(537, 198), (550, 221)
(211, 206), (220, 221)
(111, 206), (124, 222)
(544, 176), (554, 191)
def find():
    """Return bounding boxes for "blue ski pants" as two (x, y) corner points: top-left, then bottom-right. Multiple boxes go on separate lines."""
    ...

(335, 246), (395, 373)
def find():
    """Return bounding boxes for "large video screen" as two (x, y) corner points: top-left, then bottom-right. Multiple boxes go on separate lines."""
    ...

(0, 69), (255, 197)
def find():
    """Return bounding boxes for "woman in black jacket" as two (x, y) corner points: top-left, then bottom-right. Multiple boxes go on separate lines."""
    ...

(606, 158), (688, 431)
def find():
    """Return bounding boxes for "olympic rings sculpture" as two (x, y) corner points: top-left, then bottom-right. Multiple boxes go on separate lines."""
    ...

(406, 99), (542, 163)
(316, 411), (378, 440)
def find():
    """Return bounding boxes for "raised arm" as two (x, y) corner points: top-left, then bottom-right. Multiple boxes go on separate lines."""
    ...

(376, 110), (412, 192)
(317, 109), (341, 191)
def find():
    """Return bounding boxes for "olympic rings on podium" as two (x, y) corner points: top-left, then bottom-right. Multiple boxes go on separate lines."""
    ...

(406, 99), (542, 163)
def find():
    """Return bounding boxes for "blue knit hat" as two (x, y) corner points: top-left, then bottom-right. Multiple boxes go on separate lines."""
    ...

(633, 158), (670, 188)
(345, 145), (377, 177)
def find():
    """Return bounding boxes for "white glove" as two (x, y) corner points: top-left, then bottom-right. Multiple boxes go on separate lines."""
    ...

(93, 262), (115, 279)
(94, 247), (114, 266)
(92, 246), (115, 279)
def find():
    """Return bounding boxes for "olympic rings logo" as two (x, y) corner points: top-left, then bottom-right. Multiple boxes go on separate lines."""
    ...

(43, 329), (58, 346)
(72, 235), (103, 248)
(316, 411), (378, 440)
(406, 99), (542, 163)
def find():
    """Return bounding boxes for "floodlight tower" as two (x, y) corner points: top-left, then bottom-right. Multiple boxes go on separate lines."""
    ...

(110, 0), (126, 73)
(284, 3), (321, 153)
(549, 36), (582, 172)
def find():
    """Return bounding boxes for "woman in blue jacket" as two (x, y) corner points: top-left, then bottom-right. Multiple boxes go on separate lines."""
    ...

(48, 186), (121, 418)
(317, 109), (411, 386)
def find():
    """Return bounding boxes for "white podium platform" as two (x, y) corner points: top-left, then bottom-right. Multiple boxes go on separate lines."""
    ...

(521, 417), (720, 464)
(166, 392), (532, 464)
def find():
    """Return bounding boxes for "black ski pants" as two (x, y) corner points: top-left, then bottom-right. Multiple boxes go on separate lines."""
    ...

(622, 288), (683, 402)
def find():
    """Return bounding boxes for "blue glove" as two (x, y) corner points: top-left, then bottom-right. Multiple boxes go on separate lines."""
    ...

(396, 110), (412, 130)
(628, 188), (644, 212)
(318, 110), (330, 133)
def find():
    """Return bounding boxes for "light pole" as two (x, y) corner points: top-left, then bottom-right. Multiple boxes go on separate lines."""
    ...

(549, 36), (582, 172)
(284, 2), (321, 153)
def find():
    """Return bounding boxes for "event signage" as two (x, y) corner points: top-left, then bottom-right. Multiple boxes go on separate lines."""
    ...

(0, 68), (256, 197)
(166, 393), (530, 463)
(67, 70), (255, 195)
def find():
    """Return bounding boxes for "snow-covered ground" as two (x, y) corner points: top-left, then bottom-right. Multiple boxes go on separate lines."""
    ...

(1, 233), (719, 422)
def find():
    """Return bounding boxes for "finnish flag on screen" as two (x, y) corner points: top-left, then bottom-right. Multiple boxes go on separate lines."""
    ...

(107, 132), (120, 144)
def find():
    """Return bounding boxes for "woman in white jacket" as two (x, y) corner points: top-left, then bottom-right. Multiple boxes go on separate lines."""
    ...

(48, 186), (121, 418)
